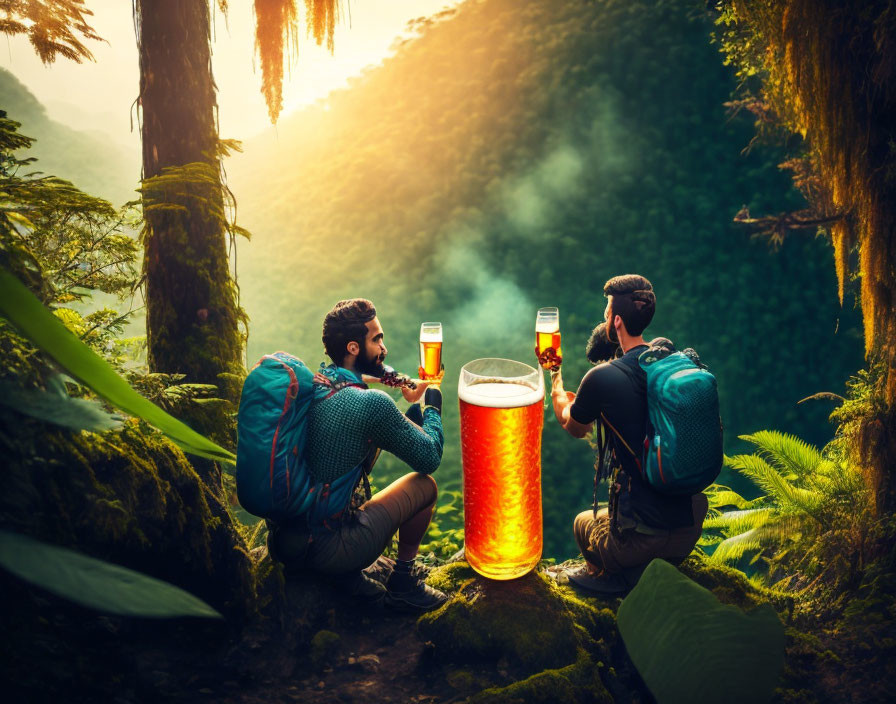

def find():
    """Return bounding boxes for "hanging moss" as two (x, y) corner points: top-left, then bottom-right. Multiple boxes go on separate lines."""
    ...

(253, 0), (339, 123)
(717, 0), (896, 512)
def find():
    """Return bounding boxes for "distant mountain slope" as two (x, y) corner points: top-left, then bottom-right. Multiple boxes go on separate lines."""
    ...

(0, 68), (139, 204)
(229, 0), (862, 557)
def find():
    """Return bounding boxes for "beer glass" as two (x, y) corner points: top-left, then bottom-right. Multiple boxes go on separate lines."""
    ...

(458, 358), (544, 580)
(419, 322), (443, 381)
(536, 307), (562, 371)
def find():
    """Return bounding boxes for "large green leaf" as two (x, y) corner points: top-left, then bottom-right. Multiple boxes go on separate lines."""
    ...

(0, 380), (122, 432)
(617, 559), (785, 704)
(0, 268), (234, 465)
(0, 530), (222, 619)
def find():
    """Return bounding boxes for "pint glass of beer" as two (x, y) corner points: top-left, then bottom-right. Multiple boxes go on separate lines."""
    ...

(458, 358), (544, 580)
(419, 322), (443, 380)
(536, 307), (562, 371)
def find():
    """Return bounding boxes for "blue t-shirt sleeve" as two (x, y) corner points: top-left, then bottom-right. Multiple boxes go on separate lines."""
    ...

(364, 390), (444, 474)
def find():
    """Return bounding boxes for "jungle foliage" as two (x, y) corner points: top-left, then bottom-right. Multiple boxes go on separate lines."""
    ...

(714, 0), (896, 514)
(0, 113), (250, 631)
(229, 0), (864, 557)
(0, 68), (138, 204)
(703, 426), (870, 594)
(0, 0), (101, 64)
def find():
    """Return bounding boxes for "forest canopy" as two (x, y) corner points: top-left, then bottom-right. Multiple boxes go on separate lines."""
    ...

(227, 0), (864, 557)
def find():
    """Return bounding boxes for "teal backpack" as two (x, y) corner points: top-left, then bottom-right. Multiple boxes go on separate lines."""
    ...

(236, 352), (365, 523)
(604, 341), (723, 496)
(638, 342), (723, 494)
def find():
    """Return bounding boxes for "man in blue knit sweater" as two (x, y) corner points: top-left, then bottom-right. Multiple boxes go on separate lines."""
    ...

(267, 298), (448, 611)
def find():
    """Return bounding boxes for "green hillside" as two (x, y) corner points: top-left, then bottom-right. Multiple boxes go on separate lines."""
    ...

(228, 0), (863, 558)
(0, 68), (139, 204)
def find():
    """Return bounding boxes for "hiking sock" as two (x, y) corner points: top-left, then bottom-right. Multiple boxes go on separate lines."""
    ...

(389, 558), (416, 591)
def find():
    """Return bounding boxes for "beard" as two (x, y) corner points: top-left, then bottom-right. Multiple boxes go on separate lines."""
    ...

(355, 347), (386, 377)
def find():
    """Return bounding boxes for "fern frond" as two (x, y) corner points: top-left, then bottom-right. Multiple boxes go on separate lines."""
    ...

(698, 533), (724, 547)
(752, 513), (809, 547)
(740, 430), (822, 479)
(710, 528), (761, 563)
(703, 507), (775, 534)
(727, 453), (823, 516)
(704, 484), (756, 510)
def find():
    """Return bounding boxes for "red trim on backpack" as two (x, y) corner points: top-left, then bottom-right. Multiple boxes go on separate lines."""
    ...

(263, 355), (301, 491)
(657, 444), (666, 484)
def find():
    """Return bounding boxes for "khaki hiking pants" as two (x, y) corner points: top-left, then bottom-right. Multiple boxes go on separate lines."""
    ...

(573, 493), (708, 575)
(270, 472), (437, 576)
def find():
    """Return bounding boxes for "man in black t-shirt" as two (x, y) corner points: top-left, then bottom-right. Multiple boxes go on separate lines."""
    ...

(548, 275), (708, 594)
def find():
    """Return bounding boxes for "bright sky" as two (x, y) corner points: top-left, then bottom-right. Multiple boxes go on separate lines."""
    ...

(1, 0), (456, 144)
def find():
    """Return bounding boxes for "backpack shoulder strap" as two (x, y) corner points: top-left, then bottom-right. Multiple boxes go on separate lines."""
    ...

(599, 411), (639, 461)
(592, 419), (611, 519)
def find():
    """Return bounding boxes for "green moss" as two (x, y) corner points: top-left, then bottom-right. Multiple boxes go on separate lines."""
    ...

(425, 561), (478, 593)
(547, 579), (617, 642)
(310, 630), (341, 669)
(445, 668), (483, 693)
(251, 550), (285, 614)
(418, 565), (594, 674)
(772, 688), (820, 704)
(679, 553), (785, 612)
(468, 649), (613, 704)
(140, 163), (245, 401)
(0, 372), (256, 619)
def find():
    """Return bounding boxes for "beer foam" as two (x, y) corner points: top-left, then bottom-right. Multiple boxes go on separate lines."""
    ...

(535, 320), (559, 333)
(458, 381), (544, 408)
(420, 330), (442, 342)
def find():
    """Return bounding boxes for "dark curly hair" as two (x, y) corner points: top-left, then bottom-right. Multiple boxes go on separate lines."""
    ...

(585, 322), (620, 364)
(322, 298), (377, 365)
(603, 274), (655, 336)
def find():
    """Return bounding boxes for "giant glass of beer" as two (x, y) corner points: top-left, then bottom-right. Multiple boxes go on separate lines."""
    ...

(458, 358), (544, 580)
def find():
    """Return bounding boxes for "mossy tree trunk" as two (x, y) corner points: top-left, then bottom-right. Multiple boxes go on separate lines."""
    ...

(774, 0), (896, 518)
(722, 0), (896, 516)
(136, 0), (244, 404)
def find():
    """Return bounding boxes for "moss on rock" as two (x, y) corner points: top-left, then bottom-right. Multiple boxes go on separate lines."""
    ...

(310, 629), (341, 669)
(0, 413), (255, 618)
(679, 553), (786, 612)
(468, 649), (613, 704)
(418, 565), (585, 673)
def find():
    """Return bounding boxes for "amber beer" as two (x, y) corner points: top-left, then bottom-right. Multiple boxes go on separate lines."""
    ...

(420, 322), (443, 380)
(458, 359), (544, 580)
(536, 307), (562, 370)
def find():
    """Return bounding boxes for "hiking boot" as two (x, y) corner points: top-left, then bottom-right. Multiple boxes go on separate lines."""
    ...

(362, 555), (397, 585)
(565, 566), (629, 596)
(331, 570), (387, 604)
(384, 572), (449, 613)
(562, 563), (647, 597)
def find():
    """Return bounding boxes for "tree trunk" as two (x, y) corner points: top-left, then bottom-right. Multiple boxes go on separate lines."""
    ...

(136, 0), (243, 403)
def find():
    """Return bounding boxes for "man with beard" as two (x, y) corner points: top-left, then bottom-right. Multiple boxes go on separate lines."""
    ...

(266, 298), (448, 611)
(548, 276), (709, 595)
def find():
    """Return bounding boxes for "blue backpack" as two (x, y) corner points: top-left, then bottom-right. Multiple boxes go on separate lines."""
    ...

(604, 341), (723, 495)
(235, 353), (365, 524)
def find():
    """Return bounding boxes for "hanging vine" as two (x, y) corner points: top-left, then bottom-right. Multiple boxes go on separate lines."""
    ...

(253, 0), (340, 123)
